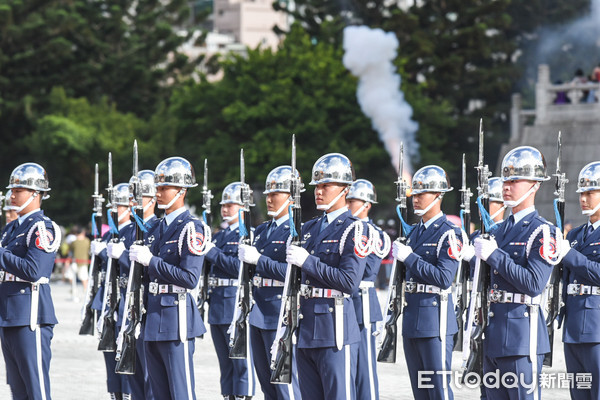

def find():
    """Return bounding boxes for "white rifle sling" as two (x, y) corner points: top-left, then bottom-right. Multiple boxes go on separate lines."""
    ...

(271, 236), (294, 366)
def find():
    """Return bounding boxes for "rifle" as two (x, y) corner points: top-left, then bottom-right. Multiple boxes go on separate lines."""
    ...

(0, 192), (4, 229)
(270, 135), (302, 384)
(544, 131), (567, 367)
(229, 149), (254, 358)
(461, 119), (491, 383)
(80, 164), (104, 335)
(197, 159), (213, 328)
(453, 154), (472, 351)
(115, 141), (146, 374)
(376, 143), (409, 363)
(98, 152), (121, 352)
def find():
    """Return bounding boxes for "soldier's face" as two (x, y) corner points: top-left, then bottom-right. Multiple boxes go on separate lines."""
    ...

(502, 179), (536, 202)
(315, 183), (346, 207)
(412, 192), (438, 211)
(347, 199), (367, 215)
(266, 192), (290, 216)
(221, 203), (241, 220)
(10, 188), (38, 212)
(580, 190), (600, 213)
(156, 186), (179, 206)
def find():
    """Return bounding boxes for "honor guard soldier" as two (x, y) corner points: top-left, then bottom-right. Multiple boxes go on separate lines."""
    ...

(285, 153), (368, 400)
(98, 182), (133, 400)
(560, 161), (600, 400)
(110, 170), (159, 400)
(127, 157), (207, 400)
(238, 166), (302, 400)
(0, 163), (61, 400)
(204, 181), (256, 400)
(346, 179), (389, 400)
(391, 165), (461, 400)
(473, 146), (564, 399)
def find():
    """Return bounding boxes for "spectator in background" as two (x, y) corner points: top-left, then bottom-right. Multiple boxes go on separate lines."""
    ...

(571, 68), (590, 102)
(68, 225), (90, 297)
(593, 62), (600, 82)
(553, 80), (570, 104)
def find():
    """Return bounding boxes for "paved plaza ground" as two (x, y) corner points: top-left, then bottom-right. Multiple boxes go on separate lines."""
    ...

(0, 281), (574, 399)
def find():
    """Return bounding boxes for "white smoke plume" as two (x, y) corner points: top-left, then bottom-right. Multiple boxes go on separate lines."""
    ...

(342, 25), (419, 173)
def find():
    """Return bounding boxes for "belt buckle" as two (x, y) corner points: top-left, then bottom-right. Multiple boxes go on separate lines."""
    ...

(252, 276), (261, 286)
(208, 277), (217, 287)
(405, 281), (416, 293)
(149, 282), (158, 295)
(581, 285), (591, 295)
(489, 289), (502, 303)
(300, 286), (310, 298)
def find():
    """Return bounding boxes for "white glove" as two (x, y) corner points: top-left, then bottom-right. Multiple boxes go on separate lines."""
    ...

(91, 241), (107, 256)
(107, 242), (126, 259)
(204, 241), (216, 254)
(474, 237), (498, 261)
(461, 244), (475, 262)
(286, 245), (309, 267)
(238, 244), (261, 265)
(129, 244), (153, 267)
(559, 239), (571, 259)
(392, 241), (413, 262)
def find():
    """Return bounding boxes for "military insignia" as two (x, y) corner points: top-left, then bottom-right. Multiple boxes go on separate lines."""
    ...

(447, 239), (463, 260)
(255, 234), (261, 241)
(189, 232), (204, 252)
(571, 240), (578, 248)
(35, 230), (54, 250)
(303, 233), (311, 241)
(353, 234), (370, 258)
(539, 237), (558, 259)
(148, 235), (155, 244)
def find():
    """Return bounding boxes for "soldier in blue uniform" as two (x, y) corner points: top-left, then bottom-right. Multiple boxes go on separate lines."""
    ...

(0, 163), (61, 400)
(346, 179), (389, 400)
(284, 153), (368, 400)
(204, 181), (256, 400)
(560, 161), (600, 400)
(109, 170), (159, 400)
(473, 146), (562, 399)
(391, 165), (461, 400)
(96, 182), (133, 400)
(238, 166), (302, 400)
(128, 157), (207, 400)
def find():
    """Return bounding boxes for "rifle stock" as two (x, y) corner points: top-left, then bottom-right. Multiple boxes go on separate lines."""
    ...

(98, 208), (120, 352)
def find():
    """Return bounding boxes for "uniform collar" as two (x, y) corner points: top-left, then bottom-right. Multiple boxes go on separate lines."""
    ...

(359, 217), (369, 222)
(325, 206), (348, 224)
(118, 220), (131, 230)
(510, 206), (535, 224)
(228, 221), (239, 231)
(587, 219), (600, 230)
(165, 206), (186, 226)
(422, 211), (443, 229)
(17, 208), (41, 225)
(273, 214), (290, 227)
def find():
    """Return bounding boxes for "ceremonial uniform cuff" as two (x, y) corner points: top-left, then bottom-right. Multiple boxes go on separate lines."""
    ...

(204, 246), (220, 263)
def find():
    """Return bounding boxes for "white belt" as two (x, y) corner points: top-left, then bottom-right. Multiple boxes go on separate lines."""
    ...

(300, 284), (349, 299)
(567, 283), (600, 296)
(0, 271), (49, 284)
(0, 272), (50, 331)
(488, 289), (542, 305)
(359, 280), (375, 289)
(405, 282), (446, 294)
(149, 283), (188, 295)
(252, 277), (284, 287)
(208, 277), (239, 287)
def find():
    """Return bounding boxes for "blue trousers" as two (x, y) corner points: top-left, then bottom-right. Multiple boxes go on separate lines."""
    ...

(0, 325), (53, 400)
(211, 323), (255, 396)
(297, 344), (359, 400)
(565, 342), (600, 400)
(356, 322), (379, 400)
(403, 335), (454, 400)
(250, 325), (300, 400)
(483, 354), (544, 400)
(144, 339), (196, 400)
(103, 351), (130, 394)
(128, 325), (152, 400)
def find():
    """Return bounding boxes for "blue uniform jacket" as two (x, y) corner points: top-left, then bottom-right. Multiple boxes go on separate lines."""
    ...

(0, 211), (58, 327)
(249, 220), (289, 330)
(205, 226), (243, 325)
(297, 211), (367, 349)
(144, 210), (206, 341)
(351, 220), (384, 326)
(562, 224), (600, 343)
(402, 215), (460, 338)
(484, 210), (554, 357)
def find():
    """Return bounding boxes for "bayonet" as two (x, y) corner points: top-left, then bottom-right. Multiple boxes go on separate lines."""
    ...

(460, 154), (472, 214)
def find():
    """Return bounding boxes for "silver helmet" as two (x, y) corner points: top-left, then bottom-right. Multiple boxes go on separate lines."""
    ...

(3, 190), (15, 211)
(411, 165), (453, 194)
(263, 166), (305, 194)
(6, 162), (51, 192)
(347, 179), (378, 203)
(488, 177), (503, 202)
(129, 170), (157, 198)
(576, 161), (600, 193)
(501, 146), (550, 182)
(220, 182), (254, 206)
(309, 153), (355, 185)
(154, 157), (198, 188)
(109, 183), (131, 207)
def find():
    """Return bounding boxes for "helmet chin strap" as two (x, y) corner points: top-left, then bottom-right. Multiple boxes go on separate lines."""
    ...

(157, 188), (186, 210)
(267, 196), (291, 217)
(490, 204), (507, 221)
(143, 197), (156, 212)
(583, 200), (600, 216)
(13, 191), (38, 214)
(316, 187), (349, 211)
(223, 215), (237, 223)
(352, 202), (370, 217)
(414, 195), (441, 217)
(504, 182), (540, 209)
(118, 209), (130, 223)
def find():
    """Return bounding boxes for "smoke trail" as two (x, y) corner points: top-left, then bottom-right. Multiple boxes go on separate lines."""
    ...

(342, 25), (418, 172)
